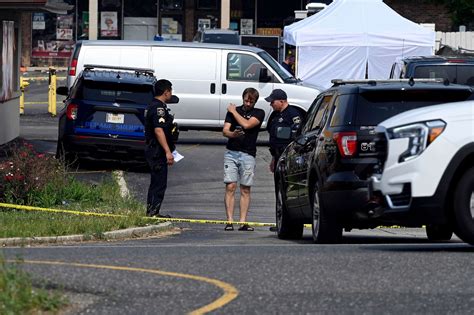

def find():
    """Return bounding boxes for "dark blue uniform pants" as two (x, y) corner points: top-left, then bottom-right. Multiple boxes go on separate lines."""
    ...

(146, 159), (168, 216)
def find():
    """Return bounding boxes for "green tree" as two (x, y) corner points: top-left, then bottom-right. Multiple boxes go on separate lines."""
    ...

(430, 0), (474, 29)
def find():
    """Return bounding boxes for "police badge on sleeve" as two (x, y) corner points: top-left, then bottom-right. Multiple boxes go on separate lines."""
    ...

(157, 108), (165, 117)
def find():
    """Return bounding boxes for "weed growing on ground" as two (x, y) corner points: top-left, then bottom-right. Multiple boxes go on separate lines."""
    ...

(0, 255), (67, 314)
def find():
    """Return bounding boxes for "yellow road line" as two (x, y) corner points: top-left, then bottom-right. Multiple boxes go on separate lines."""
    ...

(8, 260), (238, 315)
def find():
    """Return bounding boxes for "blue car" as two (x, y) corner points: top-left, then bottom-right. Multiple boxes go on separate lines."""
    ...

(56, 65), (157, 162)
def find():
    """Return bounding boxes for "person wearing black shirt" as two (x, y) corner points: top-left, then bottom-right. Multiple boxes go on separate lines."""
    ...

(281, 54), (295, 76)
(265, 88), (303, 231)
(144, 79), (176, 218)
(222, 87), (265, 231)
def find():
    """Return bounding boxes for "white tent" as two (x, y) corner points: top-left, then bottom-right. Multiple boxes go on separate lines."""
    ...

(283, 0), (435, 88)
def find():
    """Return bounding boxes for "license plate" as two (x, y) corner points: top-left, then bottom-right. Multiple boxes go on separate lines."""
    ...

(106, 113), (124, 124)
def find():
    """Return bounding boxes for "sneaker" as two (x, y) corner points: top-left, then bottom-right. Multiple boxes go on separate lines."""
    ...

(269, 226), (277, 232)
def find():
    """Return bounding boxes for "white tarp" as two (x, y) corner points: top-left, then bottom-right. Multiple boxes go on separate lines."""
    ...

(284, 0), (435, 88)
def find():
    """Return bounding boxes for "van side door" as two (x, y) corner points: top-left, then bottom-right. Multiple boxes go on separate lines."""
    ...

(151, 47), (221, 129)
(220, 51), (275, 127)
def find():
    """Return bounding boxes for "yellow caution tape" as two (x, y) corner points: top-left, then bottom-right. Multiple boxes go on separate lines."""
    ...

(22, 76), (67, 81)
(0, 202), (276, 227)
(24, 101), (64, 105)
(0, 202), (414, 229)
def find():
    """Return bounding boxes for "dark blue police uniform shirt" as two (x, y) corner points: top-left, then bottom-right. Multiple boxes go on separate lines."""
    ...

(145, 98), (175, 156)
(267, 105), (302, 157)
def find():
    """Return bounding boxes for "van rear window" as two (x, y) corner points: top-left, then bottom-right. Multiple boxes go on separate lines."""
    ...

(355, 89), (472, 126)
(83, 82), (154, 104)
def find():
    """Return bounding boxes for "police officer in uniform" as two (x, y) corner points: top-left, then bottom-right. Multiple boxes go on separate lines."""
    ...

(145, 79), (176, 217)
(265, 89), (303, 231)
(265, 89), (302, 172)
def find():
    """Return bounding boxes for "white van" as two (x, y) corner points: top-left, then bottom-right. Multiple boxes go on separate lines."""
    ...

(67, 40), (321, 130)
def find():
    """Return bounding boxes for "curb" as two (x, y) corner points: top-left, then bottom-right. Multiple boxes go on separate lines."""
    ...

(0, 222), (173, 247)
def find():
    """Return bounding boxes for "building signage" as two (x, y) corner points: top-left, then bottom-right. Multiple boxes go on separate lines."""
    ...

(100, 11), (118, 37)
(31, 13), (74, 59)
(240, 19), (253, 35)
(32, 13), (45, 30)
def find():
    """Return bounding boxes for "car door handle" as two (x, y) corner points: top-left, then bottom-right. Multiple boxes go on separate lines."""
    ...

(210, 83), (216, 94)
(222, 83), (227, 94)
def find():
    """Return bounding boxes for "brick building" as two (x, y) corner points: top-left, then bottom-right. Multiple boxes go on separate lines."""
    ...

(385, 0), (452, 32)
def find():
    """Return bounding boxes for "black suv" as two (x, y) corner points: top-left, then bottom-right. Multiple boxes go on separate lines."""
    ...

(274, 79), (473, 243)
(389, 56), (474, 86)
(56, 65), (157, 162)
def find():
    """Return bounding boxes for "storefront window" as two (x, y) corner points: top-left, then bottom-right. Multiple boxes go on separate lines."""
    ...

(31, 12), (74, 59)
(161, 15), (183, 41)
(161, 0), (183, 10)
(197, 0), (217, 9)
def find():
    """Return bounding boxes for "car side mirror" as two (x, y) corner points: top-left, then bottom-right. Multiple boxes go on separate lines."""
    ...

(259, 68), (272, 83)
(56, 86), (69, 96)
(168, 95), (180, 104)
(295, 133), (316, 146)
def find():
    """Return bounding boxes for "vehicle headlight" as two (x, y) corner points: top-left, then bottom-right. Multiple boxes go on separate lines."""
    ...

(387, 120), (446, 163)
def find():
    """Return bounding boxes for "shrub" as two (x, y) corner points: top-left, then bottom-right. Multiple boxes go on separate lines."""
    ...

(0, 140), (66, 205)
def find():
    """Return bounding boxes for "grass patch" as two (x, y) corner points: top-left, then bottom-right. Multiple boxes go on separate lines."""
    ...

(0, 256), (67, 314)
(0, 139), (153, 238)
(0, 177), (150, 238)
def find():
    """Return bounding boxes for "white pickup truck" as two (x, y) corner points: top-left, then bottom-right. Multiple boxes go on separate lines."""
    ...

(371, 100), (474, 245)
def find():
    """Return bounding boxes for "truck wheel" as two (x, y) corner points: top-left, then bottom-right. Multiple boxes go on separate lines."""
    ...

(426, 224), (453, 241)
(312, 183), (342, 244)
(453, 167), (474, 245)
(276, 181), (303, 240)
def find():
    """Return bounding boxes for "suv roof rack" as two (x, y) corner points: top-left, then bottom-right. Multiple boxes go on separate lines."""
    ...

(331, 78), (445, 86)
(83, 64), (155, 76)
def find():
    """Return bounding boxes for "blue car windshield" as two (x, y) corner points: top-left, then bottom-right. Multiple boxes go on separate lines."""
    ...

(83, 81), (154, 104)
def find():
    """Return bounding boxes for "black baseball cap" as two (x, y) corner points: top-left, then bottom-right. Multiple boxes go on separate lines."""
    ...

(265, 89), (287, 102)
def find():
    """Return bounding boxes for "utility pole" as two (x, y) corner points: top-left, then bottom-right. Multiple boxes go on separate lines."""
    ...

(89, 0), (98, 40)
(221, 0), (230, 29)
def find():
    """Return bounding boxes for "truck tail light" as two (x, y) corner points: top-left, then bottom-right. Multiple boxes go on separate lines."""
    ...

(69, 58), (77, 76)
(66, 103), (78, 120)
(334, 132), (357, 157)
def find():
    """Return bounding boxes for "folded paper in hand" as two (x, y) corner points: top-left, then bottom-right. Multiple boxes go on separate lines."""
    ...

(172, 150), (184, 162)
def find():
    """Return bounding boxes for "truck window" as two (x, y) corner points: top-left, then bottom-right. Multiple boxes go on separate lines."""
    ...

(355, 89), (472, 126)
(413, 65), (456, 83)
(455, 65), (474, 86)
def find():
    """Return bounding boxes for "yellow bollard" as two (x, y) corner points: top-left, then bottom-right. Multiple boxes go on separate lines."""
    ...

(48, 67), (57, 117)
(19, 76), (29, 115)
